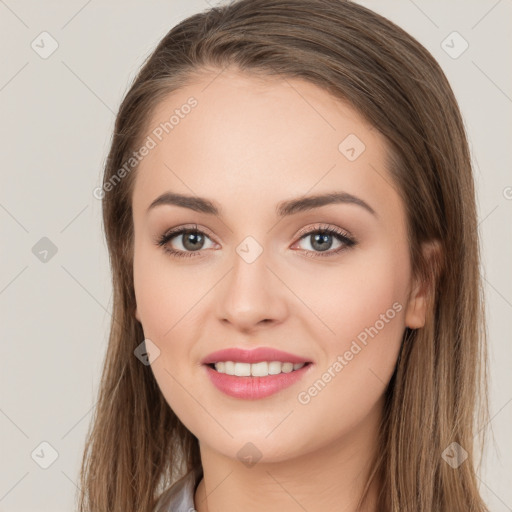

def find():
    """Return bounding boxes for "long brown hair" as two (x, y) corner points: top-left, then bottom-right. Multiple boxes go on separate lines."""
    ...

(78, 1), (489, 510)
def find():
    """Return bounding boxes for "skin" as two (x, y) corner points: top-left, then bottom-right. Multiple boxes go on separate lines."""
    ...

(132, 67), (431, 512)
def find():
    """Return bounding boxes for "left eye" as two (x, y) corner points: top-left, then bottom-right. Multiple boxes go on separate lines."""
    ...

(156, 224), (356, 259)
(294, 229), (353, 254)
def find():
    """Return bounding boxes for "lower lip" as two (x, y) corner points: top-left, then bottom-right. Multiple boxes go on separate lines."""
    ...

(204, 363), (313, 400)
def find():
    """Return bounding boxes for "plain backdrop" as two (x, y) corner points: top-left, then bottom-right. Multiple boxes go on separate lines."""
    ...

(0, 1), (511, 510)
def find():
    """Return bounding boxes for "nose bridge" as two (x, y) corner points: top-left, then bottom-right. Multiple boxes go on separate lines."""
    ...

(217, 235), (287, 329)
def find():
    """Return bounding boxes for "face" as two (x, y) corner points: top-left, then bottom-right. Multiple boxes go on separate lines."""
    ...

(131, 68), (428, 463)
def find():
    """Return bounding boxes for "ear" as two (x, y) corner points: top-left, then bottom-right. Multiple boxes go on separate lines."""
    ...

(134, 306), (141, 322)
(405, 239), (442, 329)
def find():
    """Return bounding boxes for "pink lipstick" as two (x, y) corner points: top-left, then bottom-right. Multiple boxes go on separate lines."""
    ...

(201, 347), (313, 400)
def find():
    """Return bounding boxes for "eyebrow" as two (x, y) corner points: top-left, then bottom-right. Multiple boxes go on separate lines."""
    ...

(146, 191), (377, 218)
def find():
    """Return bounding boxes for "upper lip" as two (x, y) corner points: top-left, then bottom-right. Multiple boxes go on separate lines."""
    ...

(201, 347), (312, 365)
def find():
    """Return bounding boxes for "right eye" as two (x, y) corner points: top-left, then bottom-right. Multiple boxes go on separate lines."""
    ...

(156, 226), (217, 258)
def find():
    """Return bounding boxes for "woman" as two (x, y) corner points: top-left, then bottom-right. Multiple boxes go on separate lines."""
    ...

(78, 1), (489, 510)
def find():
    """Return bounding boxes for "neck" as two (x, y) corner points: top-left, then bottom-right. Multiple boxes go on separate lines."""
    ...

(194, 397), (384, 512)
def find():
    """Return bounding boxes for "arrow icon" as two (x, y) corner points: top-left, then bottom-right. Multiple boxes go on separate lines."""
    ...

(338, 134), (365, 161)
(31, 441), (59, 469)
(31, 31), (59, 59)
(440, 31), (468, 59)
(236, 236), (263, 263)
(444, 448), (455, 459)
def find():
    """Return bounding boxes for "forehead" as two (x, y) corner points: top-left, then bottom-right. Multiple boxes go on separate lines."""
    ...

(132, 68), (396, 219)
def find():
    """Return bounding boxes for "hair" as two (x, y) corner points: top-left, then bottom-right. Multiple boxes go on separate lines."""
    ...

(77, 1), (490, 510)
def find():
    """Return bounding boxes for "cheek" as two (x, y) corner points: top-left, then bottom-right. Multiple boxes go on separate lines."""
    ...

(133, 239), (205, 339)
(292, 242), (410, 349)
(294, 245), (410, 432)
(133, 241), (214, 419)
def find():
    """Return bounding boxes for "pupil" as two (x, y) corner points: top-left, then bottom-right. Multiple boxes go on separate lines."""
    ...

(184, 232), (203, 250)
(312, 233), (332, 252)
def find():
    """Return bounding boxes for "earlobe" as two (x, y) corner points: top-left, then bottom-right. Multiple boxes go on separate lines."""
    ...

(404, 279), (427, 329)
(404, 240), (442, 329)
(135, 306), (141, 322)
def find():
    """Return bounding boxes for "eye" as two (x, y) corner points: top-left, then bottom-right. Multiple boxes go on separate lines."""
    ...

(155, 224), (216, 259)
(155, 223), (357, 259)
(292, 223), (357, 258)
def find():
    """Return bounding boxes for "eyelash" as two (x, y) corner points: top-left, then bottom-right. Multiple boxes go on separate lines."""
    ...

(155, 223), (357, 259)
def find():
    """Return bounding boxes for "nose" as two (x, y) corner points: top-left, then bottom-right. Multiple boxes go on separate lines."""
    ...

(216, 248), (289, 333)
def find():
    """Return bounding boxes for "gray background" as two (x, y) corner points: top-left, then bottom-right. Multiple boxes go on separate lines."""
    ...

(0, 0), (511, 510)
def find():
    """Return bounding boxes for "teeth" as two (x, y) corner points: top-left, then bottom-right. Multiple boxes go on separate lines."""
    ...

(235, 362), (251, 376)
(251, 361), (268, 376)
(213, 361), (306, 376)
(268, 361), (282, 375)
(282, 362), (293, 373)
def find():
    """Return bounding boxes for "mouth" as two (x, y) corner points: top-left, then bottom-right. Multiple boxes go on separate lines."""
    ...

(201, 347), (314, 399)
(205, 361), (312, 377)
(203, 359), (314, 400)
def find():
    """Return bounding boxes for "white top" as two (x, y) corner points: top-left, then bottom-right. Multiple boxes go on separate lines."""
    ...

(153, 465), (203, 512)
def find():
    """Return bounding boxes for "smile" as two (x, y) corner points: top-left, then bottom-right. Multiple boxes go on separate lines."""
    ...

(201, 346), (314, 399)
(211, 361), (306, 376)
